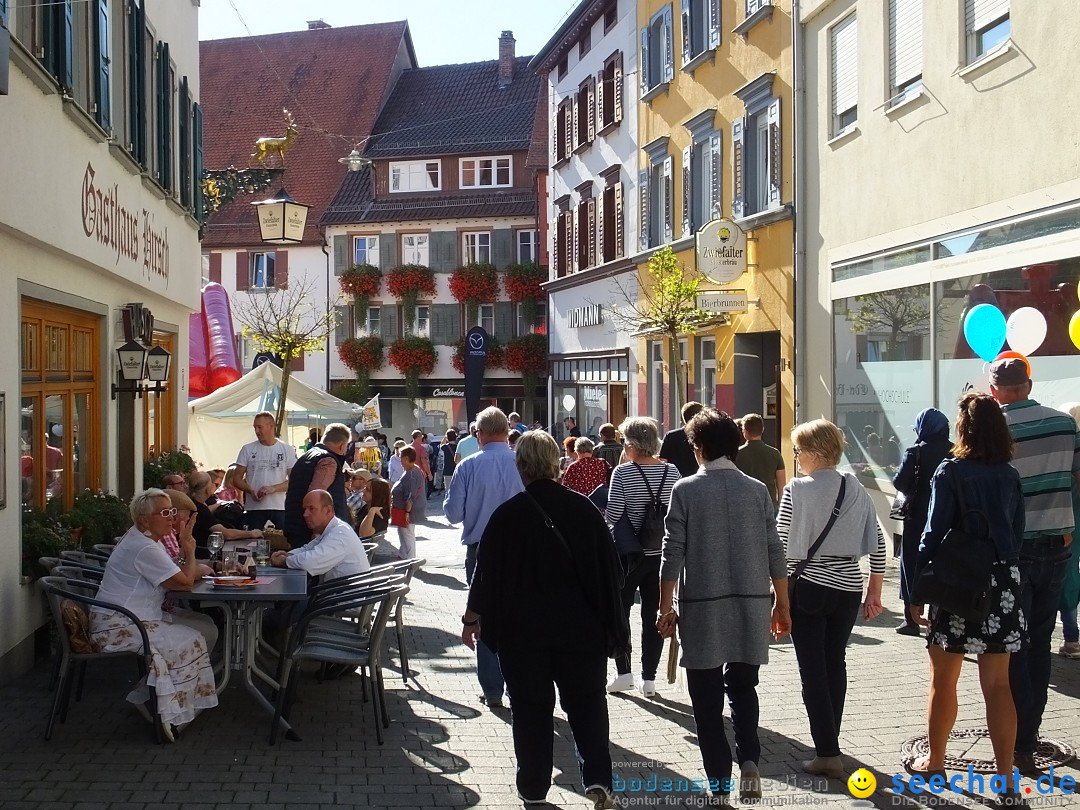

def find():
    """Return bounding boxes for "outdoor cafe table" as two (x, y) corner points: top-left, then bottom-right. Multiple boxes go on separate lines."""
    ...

(168, 566), (307, 737)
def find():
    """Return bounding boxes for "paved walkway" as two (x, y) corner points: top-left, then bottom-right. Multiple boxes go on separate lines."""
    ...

(2, 499), (1079, 809)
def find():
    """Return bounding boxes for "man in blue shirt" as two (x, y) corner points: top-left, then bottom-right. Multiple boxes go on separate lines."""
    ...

(444, 407), (524, 708)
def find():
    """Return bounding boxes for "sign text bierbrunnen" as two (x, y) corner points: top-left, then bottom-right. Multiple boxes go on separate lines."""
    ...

(81, 162), (170, 282)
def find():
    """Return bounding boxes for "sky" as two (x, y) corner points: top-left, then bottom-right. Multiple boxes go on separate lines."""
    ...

(199, 0), (579, 67)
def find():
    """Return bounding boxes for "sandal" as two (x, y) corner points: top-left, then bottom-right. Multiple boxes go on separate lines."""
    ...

(906, 756), (946, 779)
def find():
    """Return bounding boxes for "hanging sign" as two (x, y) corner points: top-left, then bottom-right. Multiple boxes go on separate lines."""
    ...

(464, 326), (489, 424)
(696, 218), (747, 284)
(697, 290), (749, 314)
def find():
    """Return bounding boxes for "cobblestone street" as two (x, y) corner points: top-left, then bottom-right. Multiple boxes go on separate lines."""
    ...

(2, 500), (1079, 810)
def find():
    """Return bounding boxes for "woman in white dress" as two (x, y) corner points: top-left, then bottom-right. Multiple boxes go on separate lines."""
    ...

(89, 488), (218, 741)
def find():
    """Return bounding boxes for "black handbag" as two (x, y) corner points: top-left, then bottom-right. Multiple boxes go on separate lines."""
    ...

(912, 462), (996, 623)
(788, 477), (847, 600)
(889, 447), (920, 521)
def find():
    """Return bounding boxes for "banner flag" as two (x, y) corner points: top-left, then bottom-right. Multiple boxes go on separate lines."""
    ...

(361, 394), (382, 431)
(464, 326), (489, 424)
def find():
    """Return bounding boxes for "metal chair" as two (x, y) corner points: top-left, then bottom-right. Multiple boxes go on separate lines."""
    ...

(91, 544), (117, 557)
(270, 582), (408, 745)
(37, 577), (161, 742)
(49, 565), (104, 584)
(59, 550), (108, 569)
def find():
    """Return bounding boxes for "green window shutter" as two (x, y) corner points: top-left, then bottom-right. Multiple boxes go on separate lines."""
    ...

(378, 233), (397, 270)
(430, 304), (460, 346)
(429, 231), (455, 272)
(492, 229), (513, 269)
(61, 0), (74, 89)
(161, 42), (172, 191)
(178, 76), (190, 208)
(333, 235), (347, 275)
(128, 0), (145, 162)
(494, 302), (513, 342)
(381, 306), (398, 342)
(192, 101), (204, 222)
(94, 0), (110, 131)
(334, 305), (352, 344)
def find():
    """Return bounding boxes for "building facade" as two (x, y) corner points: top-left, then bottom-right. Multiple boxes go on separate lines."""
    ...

(800, 0), (1080, 507)
(532, 0), (640, 442)
(322, 34), (547, 435)
(0, 0), (202, 680)
(633, 0), (795, 445)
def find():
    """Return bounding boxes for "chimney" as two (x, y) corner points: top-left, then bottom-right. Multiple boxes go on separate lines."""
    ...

(307, 19), (331, 30)
(498, 30), (515, 88)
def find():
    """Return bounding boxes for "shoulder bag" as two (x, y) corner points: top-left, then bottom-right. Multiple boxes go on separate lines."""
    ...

(912, 461), (996, 623)
(889, 447), (920, 521)
(788, 476), (847, 600)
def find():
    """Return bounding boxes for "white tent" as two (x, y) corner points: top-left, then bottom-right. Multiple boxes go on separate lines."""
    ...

(187, 362), (362, 468)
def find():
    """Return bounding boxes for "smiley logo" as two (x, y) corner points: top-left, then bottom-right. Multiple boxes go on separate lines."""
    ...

(847, 769), (876, 798)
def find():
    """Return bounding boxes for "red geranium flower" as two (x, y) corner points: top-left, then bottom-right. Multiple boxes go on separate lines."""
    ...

(339, 264), (382, 298)
(503, 334), (549, 376)
(338, 336), (385, 372)
(387, 264), (436, 299)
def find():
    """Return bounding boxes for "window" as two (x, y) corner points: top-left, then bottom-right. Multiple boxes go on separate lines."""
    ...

(553, 203), (571, 278)
(576, 199), (595, 271)
(154, 42), (173, 191)
(966, 0), (1009, 62)
(889, 0), (923, 103)
(474, 303), (495, 336)
(553, 100), (572, 163)
(517, 302), (547, 336)
(829, 13), (858, 136)
(390, 160), (441, 193)
(699, 337), (716, 407)
(579, 29), (591, 57)
(681, 0), (720, 65)
(557, 56), (568, 80)
(463, 231), (492, 264)
(640, 144), (673, 249)
(575, 78), (595, 149)
(414, 305), (430, 338)
(402, 234), (429, 265)
(640, 5), (674, 97)
(460, 156), (512, 188)
(517, 230), (539, 264)
(353, 235), (379, 267)
(746, 0), (771, 14)
(250, 252), (275, 289)
(364, 306), (381, 336)
(596, 52), (624, 131)
(598, 180), (625, 264)
(649, 341), (665, 428)
(604, 4), (618, 31)
(733, 78), (781, 218)
(683, 112), (722, 234)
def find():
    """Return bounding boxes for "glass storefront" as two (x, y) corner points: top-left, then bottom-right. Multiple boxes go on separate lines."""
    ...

(553, 354), (629, 442)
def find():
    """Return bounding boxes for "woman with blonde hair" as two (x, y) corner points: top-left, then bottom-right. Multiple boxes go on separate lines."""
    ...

(779, 419), (885, 779)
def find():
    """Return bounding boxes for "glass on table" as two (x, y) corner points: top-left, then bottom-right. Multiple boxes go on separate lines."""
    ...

(207, 532), (224, 560)
(255, 537), (270, 564)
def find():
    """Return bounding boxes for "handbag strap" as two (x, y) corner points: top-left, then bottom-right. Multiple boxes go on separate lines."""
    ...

(523, 491), (591, 595)
(790, 476), (847, 583)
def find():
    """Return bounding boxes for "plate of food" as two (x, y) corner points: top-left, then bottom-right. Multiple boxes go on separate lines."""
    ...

(211, 576), (258, 588)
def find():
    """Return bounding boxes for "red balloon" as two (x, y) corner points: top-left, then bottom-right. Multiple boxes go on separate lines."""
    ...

(188, 311), (209, 399)
(202, 282), (243, 392)
(993, 350), (1031, 378)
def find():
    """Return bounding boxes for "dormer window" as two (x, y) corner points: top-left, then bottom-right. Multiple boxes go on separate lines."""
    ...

(390, 160), (441, 193)
(460, 156), (512, 189)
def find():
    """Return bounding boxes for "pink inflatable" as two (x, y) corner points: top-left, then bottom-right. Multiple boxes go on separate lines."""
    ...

(189, 311), (210, 399)
(201, 282), (243, 392)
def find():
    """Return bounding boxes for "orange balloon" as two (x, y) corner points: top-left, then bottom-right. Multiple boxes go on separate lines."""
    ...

(993, 351), (1031, 378)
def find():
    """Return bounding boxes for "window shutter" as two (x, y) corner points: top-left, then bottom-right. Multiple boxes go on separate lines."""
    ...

(552, 108), (560, 163)
(613, 52), (623, 123)
(563, 101), (573, 162)
(378, 233), (395, 270)
(128, 0), (146, 163)
(334, 305), (351, 344)
(587, 77), (596, 142)
(61, 0), (74, 90)
(571, 206), (579, 273)
(587, 198), (597, 268)
(154, 42), (163, 182)
(614, 182), (625, 259)
(161, 42), (171, 191)
(570, 95), (579, 152)
(830, 14), (858, 121)
(663, 6), (675, 82)
(732, 117), (745, 219)
(192, 102), (204, 221)
(208, 252), (221, 284)
(235, 252), (249, 291)
(681, 0), (692, 66)
(638, 168), (650, 251)
(595, 70), (605, 129)
(381, 306), (398, 342)
(94, 0), (111, 130)
(682, 144), (692, 236)
(178, 77), (190, 207)
(889, 0), (923, 91)
(596, 190), (605, 264)
(333, 234), (347, 275)
(767, 97), (782, 209)
(662, 155), (673, 242)
(708, 0), (721, 49)
(966, 0), (1009, 33)
(709, 131), (722, 218)
(275, 250), (289, 289)
(640, 27), (650, 94)
(493, 228), (513, 268)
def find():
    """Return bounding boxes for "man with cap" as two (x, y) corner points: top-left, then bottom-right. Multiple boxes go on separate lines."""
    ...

(990, 356), (1080, 773)
(281, 423), (353, 548)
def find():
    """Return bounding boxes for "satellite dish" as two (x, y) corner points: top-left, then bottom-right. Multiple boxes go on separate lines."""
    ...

(562, 394), (576, 412)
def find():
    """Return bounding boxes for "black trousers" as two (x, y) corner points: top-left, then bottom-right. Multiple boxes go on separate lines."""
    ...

(615, 554), (663, 680)
(686, 662), (761, 795)
(498, 632), (612, 801)
(789, 579), (861, 757)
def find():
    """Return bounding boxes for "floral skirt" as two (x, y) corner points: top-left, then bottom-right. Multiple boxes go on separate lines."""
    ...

(89, 609), (218, 726)
(927, 561), (1026, 655)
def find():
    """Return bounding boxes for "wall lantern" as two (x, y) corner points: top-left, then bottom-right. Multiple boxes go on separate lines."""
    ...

(145, 344), (173, 393)
(251, 188), (309, 244)
(112, 340), (147, 399)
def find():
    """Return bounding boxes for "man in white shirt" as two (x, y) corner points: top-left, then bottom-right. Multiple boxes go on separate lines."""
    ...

(270, 489), (370, 581)
(234, 411), (297, 531)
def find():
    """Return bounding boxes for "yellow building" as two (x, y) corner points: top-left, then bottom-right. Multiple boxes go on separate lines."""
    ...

(634, 0), (793, 450)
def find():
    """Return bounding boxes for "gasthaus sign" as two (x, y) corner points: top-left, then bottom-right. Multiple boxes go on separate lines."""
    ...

(696, 218), (747, 284)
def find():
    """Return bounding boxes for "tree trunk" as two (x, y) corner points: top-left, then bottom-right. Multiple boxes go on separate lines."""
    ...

(523, 372), (536, 424)
(668, 330), (686, 413)
(276, 361), (291, 438)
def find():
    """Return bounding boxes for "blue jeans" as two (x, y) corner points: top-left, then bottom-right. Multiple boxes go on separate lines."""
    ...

(1061, 607), (1078, 643)
(465, 542), (504, 700)
(686, 663), (761, 795)
(1010, 536), (1070, 753)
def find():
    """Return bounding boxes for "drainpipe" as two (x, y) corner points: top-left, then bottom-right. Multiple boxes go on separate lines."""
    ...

(792, 0), (807, 424)
(322, 228), (331, 392)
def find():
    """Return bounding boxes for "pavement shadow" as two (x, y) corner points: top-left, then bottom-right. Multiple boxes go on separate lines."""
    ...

(414, 567), (468, 591)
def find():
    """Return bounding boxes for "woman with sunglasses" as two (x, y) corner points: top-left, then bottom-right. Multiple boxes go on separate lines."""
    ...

(89, 489), (219, 742)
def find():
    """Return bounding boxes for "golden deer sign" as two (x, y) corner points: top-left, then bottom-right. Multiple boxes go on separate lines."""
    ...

(251, 109), (299, 166)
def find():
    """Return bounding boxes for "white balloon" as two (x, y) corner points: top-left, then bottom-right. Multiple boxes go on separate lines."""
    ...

(1005, 307), (1047, 356)
(562, 394), (576, 412)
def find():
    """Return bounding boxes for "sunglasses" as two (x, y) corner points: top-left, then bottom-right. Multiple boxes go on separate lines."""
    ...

(157, 507), (178, 518)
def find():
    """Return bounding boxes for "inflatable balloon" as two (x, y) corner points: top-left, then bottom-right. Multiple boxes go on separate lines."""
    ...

(202, 282), (243, 392)
(993, 351), (1031, 379)
(963, 303), (1006, 362)
(188, 311), (210, 399)
(1005, 307), (1047, 356)
(1070, 311), (1080, 351)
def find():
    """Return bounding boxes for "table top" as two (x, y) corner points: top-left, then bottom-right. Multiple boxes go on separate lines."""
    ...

(170, 574), (308, 602)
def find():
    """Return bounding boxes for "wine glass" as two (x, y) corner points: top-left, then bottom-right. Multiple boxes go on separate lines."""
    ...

(207, 532), (224, 561)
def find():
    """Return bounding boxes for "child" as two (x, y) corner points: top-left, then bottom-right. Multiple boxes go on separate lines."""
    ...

(388, 439), (408, 484)
(391, 447), (422, 559)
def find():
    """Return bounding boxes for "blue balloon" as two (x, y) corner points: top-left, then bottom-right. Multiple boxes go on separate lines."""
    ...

(964, 303), (1007, 362)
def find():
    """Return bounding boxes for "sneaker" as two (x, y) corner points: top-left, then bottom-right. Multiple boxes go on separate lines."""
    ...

(740, 761), (762, 802)
(585, 784), (617, 809)
(639, 679), (656, 698)
(896, 622), (922, 636)
(479, 694), (504, 709)
(801, 756), (845, 780)
(517, 792), (547, 806)
(606, 673), (634, 693)
(1059, 641), (1080, 658)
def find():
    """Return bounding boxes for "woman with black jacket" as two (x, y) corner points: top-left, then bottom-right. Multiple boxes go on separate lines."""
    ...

(892, 407), (953, 635)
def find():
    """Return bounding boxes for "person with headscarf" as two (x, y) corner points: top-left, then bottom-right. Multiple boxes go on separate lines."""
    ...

(892, 408), (953, 636)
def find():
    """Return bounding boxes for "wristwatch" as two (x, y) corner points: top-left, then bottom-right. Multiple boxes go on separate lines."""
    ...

(461, 615), (479, 626)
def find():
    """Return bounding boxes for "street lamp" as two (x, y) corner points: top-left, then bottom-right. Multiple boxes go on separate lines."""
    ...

(251, 188), (310, 244)
(145, 344), (172, 394)
(112, 340), (147, 399)
(338, 148), (370, 172)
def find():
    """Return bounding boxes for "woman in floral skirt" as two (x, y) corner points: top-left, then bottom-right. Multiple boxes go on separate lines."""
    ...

(910, 393), (1025, 803)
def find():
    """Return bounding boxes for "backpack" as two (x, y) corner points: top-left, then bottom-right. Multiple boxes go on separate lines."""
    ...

(634, 463), (670, 552)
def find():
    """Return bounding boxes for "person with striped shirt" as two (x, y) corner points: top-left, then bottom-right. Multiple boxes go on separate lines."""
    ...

(991, 357), (1080, 773)
(778, 419), (885, 780)
(604, 417), (680, 698)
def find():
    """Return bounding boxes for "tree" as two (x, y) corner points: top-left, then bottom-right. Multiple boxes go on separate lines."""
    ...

(851, 290), (931, 360)
(233, 278), (337, 436)
(606, 246), (710, 410)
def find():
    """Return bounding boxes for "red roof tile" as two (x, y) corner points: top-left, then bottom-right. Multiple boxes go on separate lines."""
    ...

(199, 22), (414, 248)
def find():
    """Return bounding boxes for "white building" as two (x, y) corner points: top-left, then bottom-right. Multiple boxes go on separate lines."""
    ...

(0, 0), (202, 680)
(531, 0), (640, 439)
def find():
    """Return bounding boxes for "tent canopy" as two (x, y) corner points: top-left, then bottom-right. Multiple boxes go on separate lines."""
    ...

(187, 363), (362, 468)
